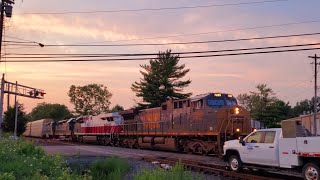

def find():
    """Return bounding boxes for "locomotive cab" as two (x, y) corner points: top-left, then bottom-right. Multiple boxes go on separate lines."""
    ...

(191, 93), (251, 141)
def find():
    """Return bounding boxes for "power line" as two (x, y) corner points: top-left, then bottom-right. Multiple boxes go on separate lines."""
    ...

(3, 47), (320, 63)
(5, 32), (320, 47)
(5, 35), (38, 43)
(70, 19), (320, 44)
(5, 19), (320, 46)
(18, 0), (289, 15)
(4, 42), (320, 58)
(4, 35), (44, 47)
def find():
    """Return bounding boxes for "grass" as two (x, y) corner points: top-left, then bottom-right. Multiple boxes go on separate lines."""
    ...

(90, 157), (129, 180)
(0, 137), (203, 180)
(135, 161), (203, 180)
(0, 138), (87, 180)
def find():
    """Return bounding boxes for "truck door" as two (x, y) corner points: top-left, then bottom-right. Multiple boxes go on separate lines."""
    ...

(243, 131), (278, 166)
(241, 131), (265, 164)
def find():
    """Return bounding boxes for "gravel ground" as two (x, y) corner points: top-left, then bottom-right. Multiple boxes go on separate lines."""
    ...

(65, 155), (223, 180)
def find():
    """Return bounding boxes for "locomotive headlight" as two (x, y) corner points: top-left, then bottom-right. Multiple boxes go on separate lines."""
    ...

(236, 128), (240, 132)
(235, 108), (240, 114)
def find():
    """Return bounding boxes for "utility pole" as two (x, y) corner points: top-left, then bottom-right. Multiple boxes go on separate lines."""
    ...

(0, 0), (14, 137)
(0, 74), (4, 136)
(13, 81), (17, 138)
(309, 54), (320, 136)
(0, 0), (5, 58)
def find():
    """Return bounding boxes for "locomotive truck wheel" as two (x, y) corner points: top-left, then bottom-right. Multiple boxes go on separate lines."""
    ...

(228, 155), (243, 172)
(303, 162), (320, 180)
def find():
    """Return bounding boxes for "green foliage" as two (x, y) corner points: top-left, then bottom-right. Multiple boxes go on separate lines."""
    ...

(132, 50), (192, 108)
(0, 172), (15, 180)
(90, 157), (129, 180)
(110, 104), (125, 112)
(2, 104), (28, 136)
(135, 161), (202, 180)
(238, 84), (292, 128)
(292, 98), (315, 117)
(68, 84), (112, 115)
(29, 103), (72, 121)
(0, 138), (86, 180)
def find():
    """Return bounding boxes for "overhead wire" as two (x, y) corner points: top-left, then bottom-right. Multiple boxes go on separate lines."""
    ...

(17, 0), (289, 15)
(4, 19), (320, 46)
(4, 32), (320, 47)
(3, 46), (320, 63)
(70, 19), (320, 44)
(4, 42), (320, 59)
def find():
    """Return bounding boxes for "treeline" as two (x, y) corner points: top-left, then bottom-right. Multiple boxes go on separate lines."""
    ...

(238, 84), (315, 128)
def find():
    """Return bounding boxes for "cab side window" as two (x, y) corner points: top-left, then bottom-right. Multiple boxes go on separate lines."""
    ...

(245, 132), (265, 143)
(264, 131), (276, 143)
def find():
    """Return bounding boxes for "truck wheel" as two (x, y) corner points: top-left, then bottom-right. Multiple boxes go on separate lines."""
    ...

(229, 155), (242, 172)
(303, 162), (320, 180)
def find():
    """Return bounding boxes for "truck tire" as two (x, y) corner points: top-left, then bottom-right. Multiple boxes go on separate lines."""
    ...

(302, 162), (320, 180)
(229, 155), (243, 172)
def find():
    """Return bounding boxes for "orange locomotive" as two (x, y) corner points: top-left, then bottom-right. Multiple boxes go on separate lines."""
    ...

(118, 93), (251, 155)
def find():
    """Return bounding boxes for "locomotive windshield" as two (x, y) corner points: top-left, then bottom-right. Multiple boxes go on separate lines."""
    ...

(207, 93), (237, 108)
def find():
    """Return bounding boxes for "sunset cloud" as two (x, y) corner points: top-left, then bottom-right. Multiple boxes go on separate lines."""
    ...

(2, 0), (319, 112)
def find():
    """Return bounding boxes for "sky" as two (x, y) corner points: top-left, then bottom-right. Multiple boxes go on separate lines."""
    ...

(1, 0), (320, 113)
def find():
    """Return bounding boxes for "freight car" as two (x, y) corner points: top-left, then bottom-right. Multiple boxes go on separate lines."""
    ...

(284, 113), (320, 136)
(23, 118), (54, 138)
(73, 93), (251, 155)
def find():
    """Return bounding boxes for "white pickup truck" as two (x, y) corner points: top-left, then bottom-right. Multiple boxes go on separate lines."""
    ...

(223, 120), (320, 180)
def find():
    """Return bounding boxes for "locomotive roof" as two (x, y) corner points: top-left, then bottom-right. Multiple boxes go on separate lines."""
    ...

(190, 93), (234, 102)
(66, 118), (76, 123)
(96, 112), (121, 118)
(190, 93), (211, 102)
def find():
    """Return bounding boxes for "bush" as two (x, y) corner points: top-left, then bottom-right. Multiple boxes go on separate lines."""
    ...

(90, 157), (129, 180)
(135, 161), (202, 180)
(0, 172), (15, 180)
(0, 138), (85, 180)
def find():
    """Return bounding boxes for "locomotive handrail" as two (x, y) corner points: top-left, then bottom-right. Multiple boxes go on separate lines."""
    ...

(224, 118), (231, 142)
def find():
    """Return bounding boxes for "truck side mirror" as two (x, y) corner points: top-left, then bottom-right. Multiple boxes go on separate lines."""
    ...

(239, 137), (245, 146)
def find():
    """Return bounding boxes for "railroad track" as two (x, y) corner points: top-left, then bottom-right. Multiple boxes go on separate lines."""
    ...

(36, 138), (302, 180)
(142, 156), (303, 180)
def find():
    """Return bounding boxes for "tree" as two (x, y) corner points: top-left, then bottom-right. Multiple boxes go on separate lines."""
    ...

(68, 84), (112, 115)
(238, 84), (289, 128)
(2, 104), (29, 136)
(110, 104), (124, 112)
(131, 50), (192, 108)
(290, 97), (320, 117)
(29, 103), (72, 121)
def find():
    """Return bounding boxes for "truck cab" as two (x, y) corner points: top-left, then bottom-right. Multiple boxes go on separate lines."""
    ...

(223, 120), (320, 180)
